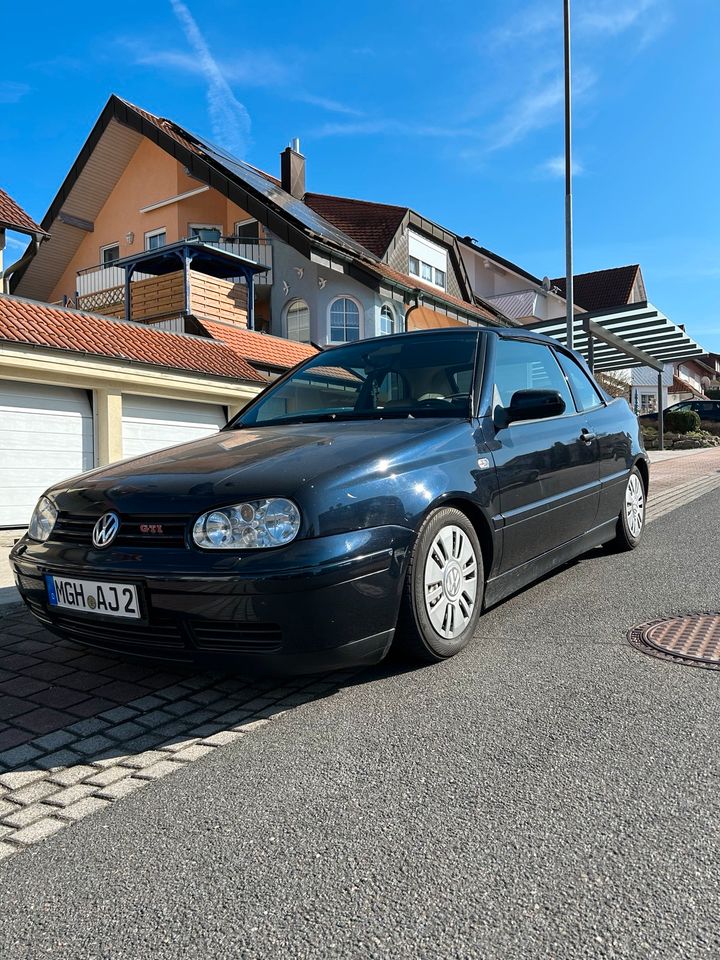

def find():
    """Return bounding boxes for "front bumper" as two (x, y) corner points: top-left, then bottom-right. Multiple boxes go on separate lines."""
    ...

(10, 525), (414, 673)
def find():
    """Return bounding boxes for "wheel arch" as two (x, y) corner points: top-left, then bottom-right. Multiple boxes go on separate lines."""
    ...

(634, 456), (650, 495)
(426, 496), (495, 580)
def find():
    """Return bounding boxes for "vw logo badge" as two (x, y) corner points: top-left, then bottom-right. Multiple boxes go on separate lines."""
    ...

(92, 512), (120, 549)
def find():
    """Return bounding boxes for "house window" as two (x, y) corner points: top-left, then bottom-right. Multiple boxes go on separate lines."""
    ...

(100, 243), (120, 268)
(234, 218), (260, 240)
(379, 305), (396, 336)
(408, 257), (447, 290)
(408, 231), (448, 290)
(286, 299), (311, 342)
(145, 228), (166, 251)
(329, 297), (361, 343)
(189, 224), (222, 242)
(639, 392), (657, 414)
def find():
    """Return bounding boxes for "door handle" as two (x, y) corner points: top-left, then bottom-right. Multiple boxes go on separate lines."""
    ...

(580, 429), (596, 443)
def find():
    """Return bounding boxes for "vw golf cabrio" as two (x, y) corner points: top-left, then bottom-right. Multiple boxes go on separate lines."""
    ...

(12, 328), (648, 671)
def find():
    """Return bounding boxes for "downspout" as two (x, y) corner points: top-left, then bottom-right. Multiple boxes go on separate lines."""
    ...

(0, 236), (43, 294)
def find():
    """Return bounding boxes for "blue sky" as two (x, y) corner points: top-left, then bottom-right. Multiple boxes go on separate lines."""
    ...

(3, 0), (719, 348)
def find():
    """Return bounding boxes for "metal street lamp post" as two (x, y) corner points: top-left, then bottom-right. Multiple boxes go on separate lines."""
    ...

(564, 0), (574, 352)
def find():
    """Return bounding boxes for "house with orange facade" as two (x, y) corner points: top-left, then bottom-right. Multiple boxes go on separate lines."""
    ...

(12, 96), (510, 346)
(0, 181), (315, 528)
(2, 95), (513, 528)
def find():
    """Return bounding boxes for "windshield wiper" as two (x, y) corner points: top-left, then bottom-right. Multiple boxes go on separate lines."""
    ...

(237, 410), (424, 428)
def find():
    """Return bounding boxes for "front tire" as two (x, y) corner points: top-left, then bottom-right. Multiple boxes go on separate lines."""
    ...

(396, 507), (484, 663)
(605, 465), (646, 552)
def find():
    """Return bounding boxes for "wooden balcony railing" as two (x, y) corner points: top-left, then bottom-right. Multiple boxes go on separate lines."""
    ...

(77, 269), (248, 327)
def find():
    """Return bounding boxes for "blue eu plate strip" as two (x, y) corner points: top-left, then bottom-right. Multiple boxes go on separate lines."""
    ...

(45, 574), (58, 606)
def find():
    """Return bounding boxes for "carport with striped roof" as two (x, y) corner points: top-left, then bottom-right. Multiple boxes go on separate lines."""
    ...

(526, 301), (706, 449)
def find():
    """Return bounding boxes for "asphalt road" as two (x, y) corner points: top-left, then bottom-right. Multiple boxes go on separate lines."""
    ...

(2, 492), (720, 960)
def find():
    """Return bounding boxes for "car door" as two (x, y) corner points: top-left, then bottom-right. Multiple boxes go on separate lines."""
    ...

(696, 401), (719, 423)
(488, 337), (600, 573)
(554, 348), (630, 526)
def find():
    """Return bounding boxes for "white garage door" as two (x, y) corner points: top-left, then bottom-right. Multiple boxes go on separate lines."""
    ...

(122, 395), (226, 459)
(0, 380), (95, 528)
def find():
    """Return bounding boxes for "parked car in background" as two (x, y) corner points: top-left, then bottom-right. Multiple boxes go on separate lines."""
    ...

(640, 399), (720, 423)
(11, 328), (649, 672)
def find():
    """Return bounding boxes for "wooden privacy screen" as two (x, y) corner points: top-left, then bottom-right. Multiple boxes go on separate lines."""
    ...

(80, 269), (249, 326)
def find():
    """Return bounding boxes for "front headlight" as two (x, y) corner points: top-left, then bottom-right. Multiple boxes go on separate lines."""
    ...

(192, 498), (301, 550)
(28, 496), (58, 542)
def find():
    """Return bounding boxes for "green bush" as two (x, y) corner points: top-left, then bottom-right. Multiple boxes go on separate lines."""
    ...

(664, 409), (701, 434)
(700, 420), (720, 437)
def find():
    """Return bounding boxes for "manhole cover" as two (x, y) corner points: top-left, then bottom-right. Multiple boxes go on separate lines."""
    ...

(628, 614), (720, 670)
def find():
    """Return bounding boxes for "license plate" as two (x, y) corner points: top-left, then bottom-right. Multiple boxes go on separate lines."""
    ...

(45, 575), (141, 619)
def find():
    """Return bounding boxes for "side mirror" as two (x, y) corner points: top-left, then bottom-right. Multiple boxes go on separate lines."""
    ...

(495, 389), (566, 428)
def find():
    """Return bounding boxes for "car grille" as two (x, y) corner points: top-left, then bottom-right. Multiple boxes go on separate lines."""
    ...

(26, 596), (283, 656)
(40, 607), (186, 650)
(190, 621), (283, 653)
(52, 513), (188, 548)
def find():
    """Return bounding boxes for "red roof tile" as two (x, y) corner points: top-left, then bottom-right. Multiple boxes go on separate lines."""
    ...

(0, 188), (47, 236)
(368, 262), (507, 325)
(0, 295), (263, 382)
(200, 320), (318, 369)
(551, 265), (641, 312)
(303, 193), (407, 257)
(670, 374), (705, 399)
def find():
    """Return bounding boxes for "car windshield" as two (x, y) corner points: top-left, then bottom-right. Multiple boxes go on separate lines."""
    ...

(236, 332), (481, 427)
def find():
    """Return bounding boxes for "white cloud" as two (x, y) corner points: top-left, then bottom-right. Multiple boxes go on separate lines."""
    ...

(0, 82), (30, 104)
(480, 1), (672, 158)
(490, 0), (671, 47)
(485, 67), (596, 152)
(293, 93), (364, 117)
(124, 40), (290, 88)
(168, 0), (251, 157)
(576, 0), (663, 38)
(540, 154), (584, 177)
(121, 36), (362, 118)
(489, 3), (559, 47)
(313, 118), (482, 139)
(4, 235), (30, 252)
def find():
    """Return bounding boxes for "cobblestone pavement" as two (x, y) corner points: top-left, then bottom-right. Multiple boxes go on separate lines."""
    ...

(646, 447), (720, 524)
(1, 445), (719, 863)
(0, 606), (356, 860)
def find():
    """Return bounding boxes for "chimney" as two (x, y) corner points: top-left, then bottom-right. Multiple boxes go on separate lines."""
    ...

(280, 138), (305, 199)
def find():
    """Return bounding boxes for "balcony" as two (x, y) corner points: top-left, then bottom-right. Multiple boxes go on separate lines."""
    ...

(75, 238), (272, 329)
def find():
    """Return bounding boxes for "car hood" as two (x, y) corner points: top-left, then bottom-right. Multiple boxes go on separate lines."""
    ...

(48, 419), (457, 516)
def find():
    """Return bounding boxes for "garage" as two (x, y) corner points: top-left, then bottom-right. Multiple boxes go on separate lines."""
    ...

(121, 395), (227, 459)
(0, 380), (95, 528)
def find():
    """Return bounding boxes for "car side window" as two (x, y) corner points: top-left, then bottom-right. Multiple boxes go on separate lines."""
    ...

(493, 339), (574, 417)
(555, 350), (604, 412)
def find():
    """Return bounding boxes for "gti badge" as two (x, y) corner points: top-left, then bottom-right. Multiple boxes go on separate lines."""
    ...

(140, 523), (164, 534)
(92, 512), (120, 549)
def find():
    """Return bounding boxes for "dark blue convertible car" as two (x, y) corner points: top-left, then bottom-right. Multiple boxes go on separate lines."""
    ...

(11, 327), (648, 672)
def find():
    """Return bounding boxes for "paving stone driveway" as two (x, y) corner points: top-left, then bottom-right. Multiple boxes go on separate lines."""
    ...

(2, 447), (719, 862)
(0, 605), (355, 860)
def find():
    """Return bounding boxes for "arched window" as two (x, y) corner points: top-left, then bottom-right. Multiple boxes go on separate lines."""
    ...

(329, 297), (361, 343)
(286, 299), (310, 342)
(380, 304), (395, 336)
